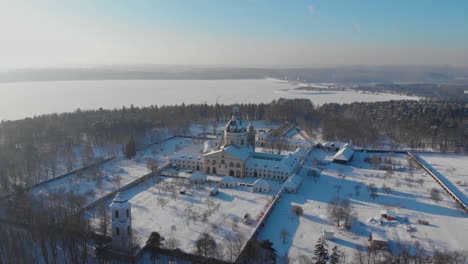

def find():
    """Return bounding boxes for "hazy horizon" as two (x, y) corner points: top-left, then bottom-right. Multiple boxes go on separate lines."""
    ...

(2, 1), (468, 69)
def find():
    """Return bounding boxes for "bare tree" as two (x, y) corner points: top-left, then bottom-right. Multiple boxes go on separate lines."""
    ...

(164, 237), (180, 250)
(157, 197), (168, 209)
(292, 205), (304, 216)
(327, 197), (352, 227)
(367, 184), (378, 200)
(223, 233), (245, 262)
(280, 229), (289, 244)
(195, 232), (218, 258)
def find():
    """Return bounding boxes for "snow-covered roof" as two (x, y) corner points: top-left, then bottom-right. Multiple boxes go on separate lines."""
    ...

(284, 174), (302, 190)
(247, 148), (305, 174)
(170, 145), (203, 161)
(332, 145), (354, 162)
(253, 179), (271, 189)
(205, 145), (252, 160)
(283, 138), (313, 147)
(225, 117), (249, 132)
(189, 172), (207, 180)
(203, 140), (216, 153)
(323, 141), (348, 149)
(221, 176), (238, 184)
(110, 192), (129, 208)
(380, 209), (396, 218)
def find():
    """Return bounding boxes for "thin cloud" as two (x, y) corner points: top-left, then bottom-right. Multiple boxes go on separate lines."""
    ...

(308, 5), (316, 14)
(353, 23), (361, 33)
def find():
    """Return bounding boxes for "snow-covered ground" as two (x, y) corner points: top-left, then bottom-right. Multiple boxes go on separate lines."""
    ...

(418, 153), (468, 198)
(91, 176), (278, 258)
(31, 137), (194, 206)
(258, 149), (467, 262)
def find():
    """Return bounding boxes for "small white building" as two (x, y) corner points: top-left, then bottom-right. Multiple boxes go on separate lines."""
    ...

(322, 228), (334, 240)
(252, 179), (271, 193)
(284, 174), (303, 193)
(220, 175), (238, 188)
(332, 144), (354, 164)
(110, 192), (132, 253)
(380, 209), (397, 221)
(188, 172), (207, 184)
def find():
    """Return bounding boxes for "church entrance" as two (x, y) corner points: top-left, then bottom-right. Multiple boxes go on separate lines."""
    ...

(229, 169), (235, 176)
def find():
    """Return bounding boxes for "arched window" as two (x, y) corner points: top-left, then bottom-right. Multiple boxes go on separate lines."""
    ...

(115, 210), (119, 218)
(212, 160), (216, 165)
(229, 162), (234, 167)
(236, 163), (241, 168)
(116, 227), (120, 236)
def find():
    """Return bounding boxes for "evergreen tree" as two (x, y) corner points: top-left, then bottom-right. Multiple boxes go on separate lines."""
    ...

(313, 238), (329, 264)
(146, 232), (165, 264)
(124, 136), (136, 159)
(330, 246), (340, 264)
(260, 239), (277, 263)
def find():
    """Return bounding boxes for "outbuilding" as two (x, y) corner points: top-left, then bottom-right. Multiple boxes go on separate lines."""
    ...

(368, 232), (388, 249)
(380, 209), (397, 221)
(253, 179), (272, 193)
(332, 144), (354, 164)
(284, 174), (303, 193)
(188, 172), (207, 184)
(220, 176), (238, 188)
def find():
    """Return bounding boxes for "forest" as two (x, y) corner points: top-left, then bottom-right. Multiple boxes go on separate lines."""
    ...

(0, 98), (467, 194)
(352, 83), (468, 99)
(0, 98), (467, 263)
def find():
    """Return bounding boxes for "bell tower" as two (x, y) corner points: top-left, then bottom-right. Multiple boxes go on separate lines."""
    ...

(110, 192), (132, 253)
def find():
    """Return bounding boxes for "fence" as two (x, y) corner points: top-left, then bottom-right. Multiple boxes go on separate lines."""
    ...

(407, 152), (468, 212)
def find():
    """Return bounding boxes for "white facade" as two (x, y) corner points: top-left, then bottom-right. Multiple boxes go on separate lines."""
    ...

(169, 107), (310, 182)
(284, 174), (303, 193)
(110, 192), (132, 253)
(252, 179), (271, 193)
(189, 172), (207, 184)
(220, 176), (238, 188)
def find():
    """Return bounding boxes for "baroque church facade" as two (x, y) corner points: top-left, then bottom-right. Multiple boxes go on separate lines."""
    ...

(170, 106), (309, 180)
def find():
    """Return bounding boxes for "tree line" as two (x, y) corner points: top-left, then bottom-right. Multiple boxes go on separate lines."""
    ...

(1, 98), (467, 195)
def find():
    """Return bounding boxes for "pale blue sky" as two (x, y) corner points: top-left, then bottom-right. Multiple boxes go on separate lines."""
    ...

(1, 0), (467, 68)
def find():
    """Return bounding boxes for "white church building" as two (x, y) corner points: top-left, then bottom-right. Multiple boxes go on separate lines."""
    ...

(169, 107), (311, 181)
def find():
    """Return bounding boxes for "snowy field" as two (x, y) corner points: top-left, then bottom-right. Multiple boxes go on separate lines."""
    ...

(418, 153), (468, 198)
(0, 79), (419, 121)
(30, 137), (194, 206)
(258, 149), (467, 262)
(90, 176), (279, 259)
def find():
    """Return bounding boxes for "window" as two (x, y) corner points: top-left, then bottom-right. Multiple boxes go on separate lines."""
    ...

(127, 226), (131, 235)
(221, 160), (225, 164)
(126, 209), (129, 218)
(115, 210), (119, 218)
(241, 139), (244, 145)
(229, 162), (234, 167)
(116, 227), (120, 236)
(236, 163), (241, 168)
(212, 160), (216, 165)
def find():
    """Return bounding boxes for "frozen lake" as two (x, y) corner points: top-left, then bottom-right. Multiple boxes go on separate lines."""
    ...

(0, 79), (419, 120)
